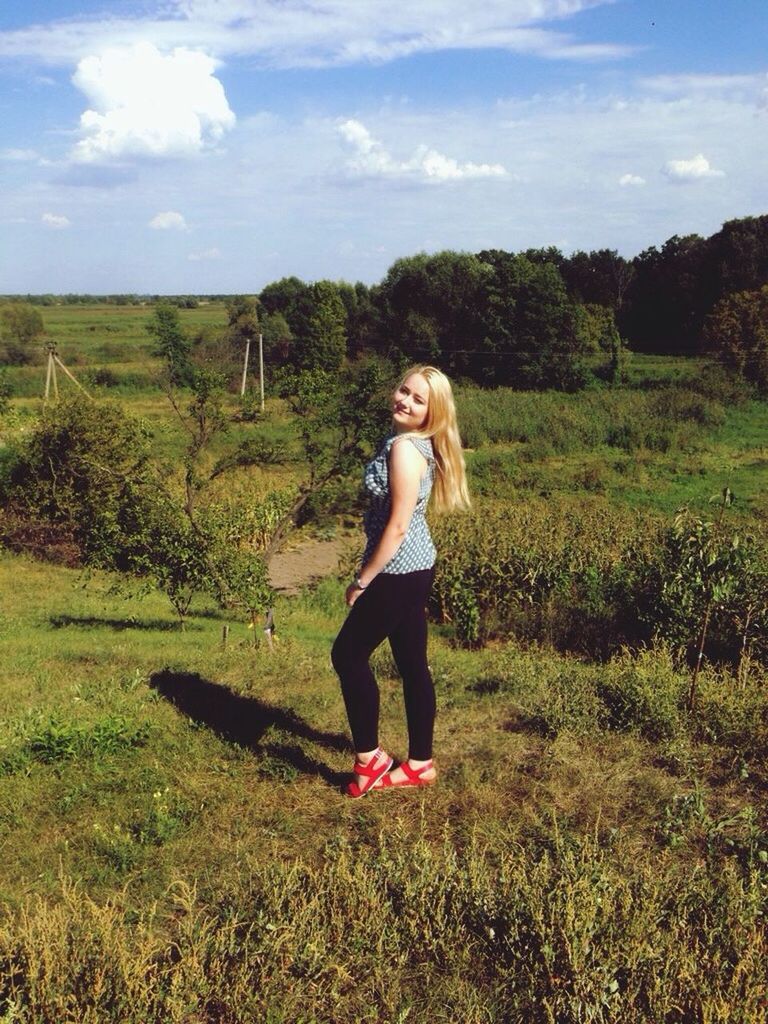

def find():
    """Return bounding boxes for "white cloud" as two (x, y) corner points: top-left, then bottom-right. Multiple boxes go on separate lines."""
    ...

(662, 153), (725, 182)
(642, 73), (760, 94)
(2, 148), (39, 162)
(70, 42), (235, 163)
(338, 119), (507, 183)
(619, 173), (645, 187)
(149, 210), (188, 230)
(41, 212), (71, 228)
(187, 247), (221, 261)
(0, 2), (631, 67)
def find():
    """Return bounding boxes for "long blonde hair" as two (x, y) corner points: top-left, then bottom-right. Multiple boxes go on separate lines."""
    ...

(397, 365), (471, 514)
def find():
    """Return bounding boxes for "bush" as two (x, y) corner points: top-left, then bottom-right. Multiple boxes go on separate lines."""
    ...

(3, 396), (154, 566)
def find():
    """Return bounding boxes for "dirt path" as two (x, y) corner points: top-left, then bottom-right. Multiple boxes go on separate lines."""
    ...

(268, 535), (355, 595)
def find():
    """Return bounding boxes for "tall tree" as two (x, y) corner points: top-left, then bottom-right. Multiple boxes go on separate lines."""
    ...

(373, 250), (489, 377)
(477, 250), (586, 389)
(259, 277), (315, 349)
(146, 302), (194, 386)
(560, 249), (633, 311)
(620, 234), (708, 354)
(299, 280), (347, 371)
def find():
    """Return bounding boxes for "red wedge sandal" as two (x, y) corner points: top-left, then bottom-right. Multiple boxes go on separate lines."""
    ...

(372, 759), (435, 790)
(346, 747), (394, 798)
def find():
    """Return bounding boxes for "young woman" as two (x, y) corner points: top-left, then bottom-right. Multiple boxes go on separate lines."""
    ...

(331, 365), (470, 797)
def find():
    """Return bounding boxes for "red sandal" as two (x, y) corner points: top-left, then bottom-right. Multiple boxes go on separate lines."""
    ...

(372, 760), (435, 790)
(346, 747), (394, 798)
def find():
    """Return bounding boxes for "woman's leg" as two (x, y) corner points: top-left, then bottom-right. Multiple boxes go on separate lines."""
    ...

(388, 594), (435, 761)
(331, 575), (403, 753)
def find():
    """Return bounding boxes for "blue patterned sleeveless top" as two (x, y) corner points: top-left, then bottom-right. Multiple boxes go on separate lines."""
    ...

(361, 433), (436, 574)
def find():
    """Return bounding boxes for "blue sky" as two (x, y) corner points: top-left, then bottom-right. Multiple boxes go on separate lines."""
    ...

(1, 0), (766, 293)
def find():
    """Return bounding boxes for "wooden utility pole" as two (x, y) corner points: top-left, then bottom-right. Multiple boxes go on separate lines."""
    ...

(44, 343), (58, 401)
(240, 334), (252, 397)
(258, 332), (265, 412)
(43, 342), (92, 403)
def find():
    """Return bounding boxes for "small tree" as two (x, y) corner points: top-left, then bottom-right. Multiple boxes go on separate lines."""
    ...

(166, 369), (228, 517)
(575, 304), (629, 384)
(655, 490), (749, 709)
(265, 358), (390, 560)
(0, 302), (45, 364)
(147, 303), (194, 387)
(4, 395), (154, 565)
(704, 285), (768, 393)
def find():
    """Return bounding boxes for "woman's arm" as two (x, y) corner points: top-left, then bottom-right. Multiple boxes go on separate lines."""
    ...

(346, 438), (426, 605)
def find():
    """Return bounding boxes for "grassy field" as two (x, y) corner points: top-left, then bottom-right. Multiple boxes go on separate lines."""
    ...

(1, 305), (767, 1021)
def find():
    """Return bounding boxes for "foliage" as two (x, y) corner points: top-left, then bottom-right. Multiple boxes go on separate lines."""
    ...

(258, 276), (314, 360)
(120, 499), (212, 626)
(477, 249), (589, 389)
(299, 280), (347, 371)
(225, 295), (259, 353)
(266, 358), (391, 556)
(0, 302), (45, 364)
(0, 369), (12, 415)
(2, 395), (154, 566)
(621, 214), (768, 356)
(430, 494), (768, 668)
(170, 369), (229, 515)
(648, 494), (768, 679)
(704, 284), (768, 393)
(0, 829), (765, 1022)
(373, 250), (488, 376)
(574, 304), (629, 383)
(260, 311), (292, 365)
(146, 303), (194, 387)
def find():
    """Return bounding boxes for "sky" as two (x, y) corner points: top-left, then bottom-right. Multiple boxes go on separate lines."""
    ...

(0, 0), (766, 294)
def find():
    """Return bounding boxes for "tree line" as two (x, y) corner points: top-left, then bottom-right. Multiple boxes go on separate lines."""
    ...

(2, 213), (767, 391)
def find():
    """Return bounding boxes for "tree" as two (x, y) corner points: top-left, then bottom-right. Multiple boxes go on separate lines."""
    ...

(259, 277), (315, 351)
(621, 234), (709, 354)
(575, 304), (629, 384)
(0, 302), (45, 364)
(265, 358), (391, 559)
(704, 215), (768, 300)
(299, 280), (347, 371)
(260, 312), (293, 365)
(166, 369), (228, 516)
(373, 251), (489, 377)
(3, 395), (154, 566)
(477, 250), (587, 389)
(704, 285), (768, 392)
(225, 295), (259, 349)
(146, 303), (194, 386)
(561, 249), (633, 311)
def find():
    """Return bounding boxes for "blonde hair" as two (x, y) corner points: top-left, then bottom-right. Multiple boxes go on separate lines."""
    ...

(396, 365), (471, 514)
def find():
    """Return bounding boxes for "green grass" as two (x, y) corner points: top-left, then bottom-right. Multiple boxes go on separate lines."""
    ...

(0, 554), (766, 1021)
(2, 331), (768, 1019)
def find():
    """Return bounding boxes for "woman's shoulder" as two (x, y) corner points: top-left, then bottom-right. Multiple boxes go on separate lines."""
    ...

(389, 433), (434, 460)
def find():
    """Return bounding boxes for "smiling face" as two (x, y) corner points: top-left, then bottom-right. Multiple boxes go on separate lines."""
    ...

(392, 372), (430, 433)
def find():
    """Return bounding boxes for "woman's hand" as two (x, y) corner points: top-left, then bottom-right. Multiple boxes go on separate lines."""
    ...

(345, 583), (363, 607)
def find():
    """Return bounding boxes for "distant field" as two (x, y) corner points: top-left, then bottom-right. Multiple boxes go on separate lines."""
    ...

(3, 302), (230, 398)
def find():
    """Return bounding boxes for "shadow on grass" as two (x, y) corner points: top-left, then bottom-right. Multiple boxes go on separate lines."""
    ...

(149, 669), (350, 790)
(50, 614), (195, 632)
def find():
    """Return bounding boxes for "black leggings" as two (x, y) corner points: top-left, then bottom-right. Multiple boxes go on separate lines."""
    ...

(331, 569), (435, 760)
